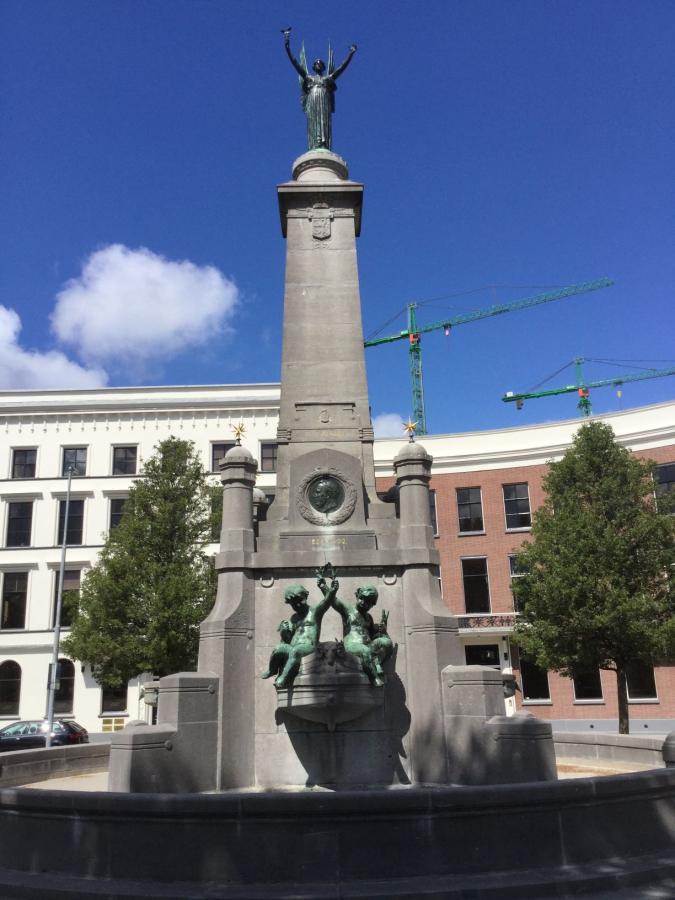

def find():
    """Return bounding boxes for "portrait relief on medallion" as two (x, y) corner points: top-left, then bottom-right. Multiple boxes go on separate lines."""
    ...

(297, 466), (357, 525)
(308, 475), (345, 513)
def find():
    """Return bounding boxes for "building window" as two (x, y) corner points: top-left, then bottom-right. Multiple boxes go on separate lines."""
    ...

(461, 557), (491, 614)
(1, 573), (28, 630)
(503, 483), (531, 529)
(656, 463), (675, 512)
(429, 490), (438, 536)
(626, 661), (658, 701)
(465, 644), (500, 667)
(6, 501), (33, 547)
(508, 554), (528, 612)
(457, 487), (483, 533)
(573, 670), (603, 701)
(112, 446), (137, 476)
(101, 684), (128, 714)
(53, 659), (75, 714)
(109, 498), (127, 531)
(520, 656), (550, 701)
(54, 570), (80, 629)
(63, 447), (87, 477)
(260, 443), (278, 473)
(0, 661), (21, 716)
(212, 442), (236, 472)
(58, 499), (84, 546)
(11, 449), (36, 479)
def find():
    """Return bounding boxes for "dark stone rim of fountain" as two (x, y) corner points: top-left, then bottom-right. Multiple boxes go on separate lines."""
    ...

(1, 770), (675, 898)
(1, 766), (673, 812)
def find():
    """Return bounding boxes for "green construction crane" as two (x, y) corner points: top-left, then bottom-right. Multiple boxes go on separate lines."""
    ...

(503, 358), (675, 416)
(364, 278), (613, 434)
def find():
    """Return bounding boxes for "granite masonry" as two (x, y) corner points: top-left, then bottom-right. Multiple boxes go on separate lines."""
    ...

(108, 149), (555, 792)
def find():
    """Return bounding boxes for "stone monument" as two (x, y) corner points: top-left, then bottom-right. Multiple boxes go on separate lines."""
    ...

(108, 34), (555, 792)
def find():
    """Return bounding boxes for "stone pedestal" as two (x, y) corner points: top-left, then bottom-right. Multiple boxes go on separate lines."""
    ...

(441, 665), (556, 784)
(108, 673), (219, 792)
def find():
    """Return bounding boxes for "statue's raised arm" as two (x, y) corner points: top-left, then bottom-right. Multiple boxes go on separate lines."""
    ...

(331, 44), (357, 80)
(282, 28), (307, 79)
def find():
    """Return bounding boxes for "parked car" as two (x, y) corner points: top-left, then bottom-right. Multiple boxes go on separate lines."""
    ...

(0, 719), (89, 752)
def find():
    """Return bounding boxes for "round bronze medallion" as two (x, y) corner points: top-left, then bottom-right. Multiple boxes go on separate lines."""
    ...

(307, 474), (345, 514)
(296, 467), (358, 526)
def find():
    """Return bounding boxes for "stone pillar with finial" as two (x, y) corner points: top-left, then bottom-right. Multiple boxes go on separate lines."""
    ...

(394, 420), (435, 550)
(198, 422), (259, 789)
(391, 422), (463, 783)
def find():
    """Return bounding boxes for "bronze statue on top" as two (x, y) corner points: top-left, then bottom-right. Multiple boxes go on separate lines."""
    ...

(282, 27), (357, 151)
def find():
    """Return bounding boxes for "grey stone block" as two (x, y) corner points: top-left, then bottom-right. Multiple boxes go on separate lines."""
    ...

(108, 672), (219, 792)
(442, 666), (556, 784)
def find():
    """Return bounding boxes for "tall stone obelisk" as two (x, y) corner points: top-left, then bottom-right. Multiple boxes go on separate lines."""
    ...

(260, 150), (385, 540)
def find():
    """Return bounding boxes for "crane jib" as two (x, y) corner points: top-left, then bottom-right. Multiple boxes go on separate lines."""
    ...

(363, 277), (614, 434)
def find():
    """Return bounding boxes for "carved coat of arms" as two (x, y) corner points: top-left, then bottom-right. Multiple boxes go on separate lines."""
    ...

(309, 203), (333, 241)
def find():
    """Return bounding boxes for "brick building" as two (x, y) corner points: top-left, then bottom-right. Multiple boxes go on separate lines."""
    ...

(375, 399), (675, 732)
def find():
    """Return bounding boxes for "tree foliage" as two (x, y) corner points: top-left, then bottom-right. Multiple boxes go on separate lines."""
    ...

(512, 422), (675, 733)
(63, 437), (218, 687)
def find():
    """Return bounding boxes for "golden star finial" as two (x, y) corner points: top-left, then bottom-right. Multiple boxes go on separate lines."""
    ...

(403, 418), (418, 441)
(231, 422), (246, 445)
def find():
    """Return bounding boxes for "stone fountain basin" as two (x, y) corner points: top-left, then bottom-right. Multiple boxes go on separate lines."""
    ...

(0, 736), (673, 898)
(0, 768), (674, 898)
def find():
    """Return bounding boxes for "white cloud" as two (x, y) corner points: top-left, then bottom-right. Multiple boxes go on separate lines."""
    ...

(0, 306), (107, 390)
(51, 244), (239, 368)
(372, 412), (405, 438)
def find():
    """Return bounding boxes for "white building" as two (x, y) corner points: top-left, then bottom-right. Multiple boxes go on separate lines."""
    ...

(0, 384), (279, 734)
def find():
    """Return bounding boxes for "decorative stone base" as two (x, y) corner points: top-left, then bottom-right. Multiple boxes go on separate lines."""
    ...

(292, 148), (349, 181)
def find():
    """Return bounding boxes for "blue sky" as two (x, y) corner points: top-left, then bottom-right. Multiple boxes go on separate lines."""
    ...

(1, 1), (674, 435)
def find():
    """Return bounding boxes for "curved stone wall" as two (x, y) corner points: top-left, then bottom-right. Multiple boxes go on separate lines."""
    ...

(1, 769), (675, 897)
(0, 743), (109, 789)
(554, 731), (666, 768)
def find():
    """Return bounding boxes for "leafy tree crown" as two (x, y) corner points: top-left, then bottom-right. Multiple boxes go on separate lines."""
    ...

(63, 437), (219, 687)
(512, 421), (675, 682)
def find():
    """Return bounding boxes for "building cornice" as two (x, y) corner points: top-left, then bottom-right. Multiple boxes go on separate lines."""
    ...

(374, 400), (675, 475)
(0, 385), (671, 474)
(0, 383), (281, 418)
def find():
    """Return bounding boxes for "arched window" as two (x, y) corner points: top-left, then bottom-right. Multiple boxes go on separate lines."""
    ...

(54, 659), (75, 714)
(0, 661), (21, 716)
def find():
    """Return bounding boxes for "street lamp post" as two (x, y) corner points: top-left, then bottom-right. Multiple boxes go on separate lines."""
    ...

(45, 465), (73, 748)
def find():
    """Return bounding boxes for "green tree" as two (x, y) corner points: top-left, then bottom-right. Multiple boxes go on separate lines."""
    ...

(63, 437), (218, 688)
(512, 421), (675, 734)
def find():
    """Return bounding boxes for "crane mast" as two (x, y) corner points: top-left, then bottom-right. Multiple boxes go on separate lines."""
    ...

(407, 304), (425, 428)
